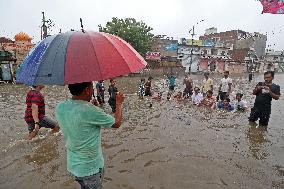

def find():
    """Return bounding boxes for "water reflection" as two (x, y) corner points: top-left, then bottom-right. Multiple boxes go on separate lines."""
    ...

(24, 137), (60, 166)
(247, 124), (270, 160)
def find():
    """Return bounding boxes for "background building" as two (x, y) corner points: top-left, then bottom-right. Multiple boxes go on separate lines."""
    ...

(146, 36), (183, 74)
(264, 49), (284, 72)
(0, 32), (34, 81)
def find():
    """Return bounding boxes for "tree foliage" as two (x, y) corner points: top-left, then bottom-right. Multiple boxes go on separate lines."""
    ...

(98, 17), (154, 57)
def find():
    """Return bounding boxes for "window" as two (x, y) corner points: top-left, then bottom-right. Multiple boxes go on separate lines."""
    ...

(202, 50), (208, 55)
(211, 48), (218, 55)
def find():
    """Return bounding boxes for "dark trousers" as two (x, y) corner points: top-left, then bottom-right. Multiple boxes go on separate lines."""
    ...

(169, 86), (175, 91)
(108, 98), (116, 113)
(183, 88), (193, 98)
(249, 107), (270, 126)
(145, 90), (152, 96)
(97, 93), (105, 104)
(249, 74), (253, 82)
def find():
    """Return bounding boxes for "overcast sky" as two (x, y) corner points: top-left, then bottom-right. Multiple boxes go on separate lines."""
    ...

(0, 0), (283, 50)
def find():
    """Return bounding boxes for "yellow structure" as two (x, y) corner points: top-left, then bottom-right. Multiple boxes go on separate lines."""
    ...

(186, 39), (203, 46)
(14, 32), (32, 43)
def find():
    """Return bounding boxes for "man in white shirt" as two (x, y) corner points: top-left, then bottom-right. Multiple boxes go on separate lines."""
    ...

(218, 71), (232, 101)
(192, 86), (203, 105)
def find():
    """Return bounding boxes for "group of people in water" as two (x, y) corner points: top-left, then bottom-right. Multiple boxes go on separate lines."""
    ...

(137, 71), (248, 112)
(136, 70), (281, 128)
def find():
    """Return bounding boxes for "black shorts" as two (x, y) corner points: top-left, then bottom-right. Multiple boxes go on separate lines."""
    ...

(145, 90), (152, 96)
(249, 107), (270, 126)
(183, 88), (193, 96)
(169, 86), (175, 91)
(27, 116), (57, 133)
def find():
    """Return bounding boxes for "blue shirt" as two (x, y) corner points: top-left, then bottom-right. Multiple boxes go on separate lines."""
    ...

(217, 103), (234, 112)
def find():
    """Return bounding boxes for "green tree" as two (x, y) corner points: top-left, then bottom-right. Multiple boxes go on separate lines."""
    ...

(98, 17), (154, 57)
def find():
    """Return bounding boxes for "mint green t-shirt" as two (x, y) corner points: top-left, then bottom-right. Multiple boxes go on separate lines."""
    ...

(55, 99), (115, 177)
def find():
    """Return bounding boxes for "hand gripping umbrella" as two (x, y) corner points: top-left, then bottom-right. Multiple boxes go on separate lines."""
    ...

(16, 31), (147, 85)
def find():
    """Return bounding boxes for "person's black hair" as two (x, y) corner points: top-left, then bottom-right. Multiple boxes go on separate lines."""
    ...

(148, 76), (153, 80)
(264, 71), (274, 78)
(224, 71), (229, 74)
(68, 82), (92, 96)
(207, 90), (213, 95)
(141, 78), (145, 82)
(110, 78), (114, 83)
(204, 72), (209, 76)
(32, 85), (37, 89)
(236, 93), (243, 98)
(194, 86), (200, 91)
(224, 97), (230, 102)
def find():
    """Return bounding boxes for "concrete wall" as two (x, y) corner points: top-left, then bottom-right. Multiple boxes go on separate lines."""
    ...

(235, 33), (267, 58)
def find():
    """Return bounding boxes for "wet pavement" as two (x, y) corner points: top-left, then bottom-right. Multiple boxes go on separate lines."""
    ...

(0, 74), (283, 189)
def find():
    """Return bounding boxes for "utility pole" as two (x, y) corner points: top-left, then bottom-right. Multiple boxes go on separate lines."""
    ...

(41, 12), (48, 40)
(188, 19), (204, 73)
(40, 12), (55, 40)
(189, 26), (195, 73)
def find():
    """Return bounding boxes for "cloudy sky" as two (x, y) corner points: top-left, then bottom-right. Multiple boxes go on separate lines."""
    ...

(0, 0), (283, 50)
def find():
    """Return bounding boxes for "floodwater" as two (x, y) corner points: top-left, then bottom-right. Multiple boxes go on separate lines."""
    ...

(0, 74), (283, 189)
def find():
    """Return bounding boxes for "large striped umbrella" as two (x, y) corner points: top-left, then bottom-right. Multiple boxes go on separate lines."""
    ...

(16, 31), (147, 85)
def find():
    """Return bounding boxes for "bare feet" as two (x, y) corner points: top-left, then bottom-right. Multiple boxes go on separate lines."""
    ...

(28, 130), (38, 140)
(51, 125), (60, 133)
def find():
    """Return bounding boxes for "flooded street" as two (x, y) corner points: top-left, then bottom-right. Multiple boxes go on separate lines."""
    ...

(0, 74), (283, 189)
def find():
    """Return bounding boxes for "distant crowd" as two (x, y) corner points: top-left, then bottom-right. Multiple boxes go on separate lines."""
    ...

(137, 71), (247, 112)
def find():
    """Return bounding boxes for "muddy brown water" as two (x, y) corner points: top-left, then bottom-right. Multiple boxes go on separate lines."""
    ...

(0, 74), (283, 189)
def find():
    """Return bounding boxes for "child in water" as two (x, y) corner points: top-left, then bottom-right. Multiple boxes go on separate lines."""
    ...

(217, 97), (234, 112)
(234, 93), (248, 111)
(191, 87), (203, 105)
(174, 91), (184, 102)
(201, 90), (216, 109)
(153, 92), (162, 101)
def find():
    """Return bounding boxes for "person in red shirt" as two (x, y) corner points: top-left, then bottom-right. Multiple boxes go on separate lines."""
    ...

(200, 90), (216, 109)
(25, 85), (60, 140)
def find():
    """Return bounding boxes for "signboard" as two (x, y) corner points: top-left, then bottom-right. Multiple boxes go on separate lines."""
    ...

(203, 39), (214, 47)
(160, 61), (177, 67)
(164, 43), (178, 51)
(179, 38), (208, 46)
(186, 39), (203, 46)
(1, 43), (34, 50)
(146, 52), (161, 60)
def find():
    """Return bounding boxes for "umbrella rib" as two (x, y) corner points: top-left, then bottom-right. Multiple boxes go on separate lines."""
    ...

(86, 31), (104, 80)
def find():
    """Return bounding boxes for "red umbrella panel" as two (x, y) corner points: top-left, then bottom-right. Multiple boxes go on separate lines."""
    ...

(259, 0), (284, 14)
